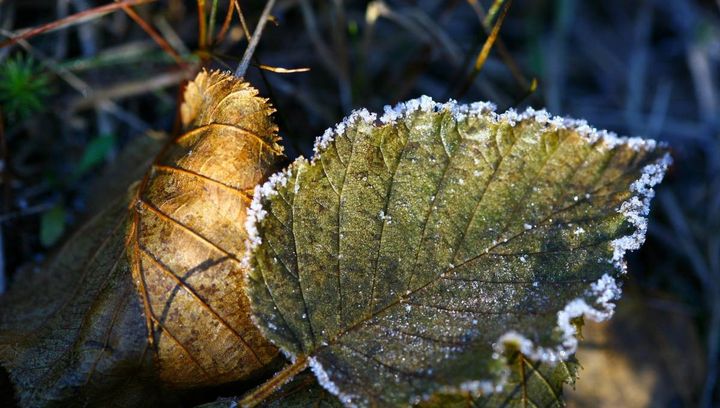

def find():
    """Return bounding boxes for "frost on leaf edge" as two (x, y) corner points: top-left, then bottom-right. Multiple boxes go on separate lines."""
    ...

(243, 96), (671, 404)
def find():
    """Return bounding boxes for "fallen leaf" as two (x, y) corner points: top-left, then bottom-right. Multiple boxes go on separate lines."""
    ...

(126, 69), (284, 387)
(0, 69), (285, 405)
(245, 97), (670, 406)
(0, 196), (163, 407)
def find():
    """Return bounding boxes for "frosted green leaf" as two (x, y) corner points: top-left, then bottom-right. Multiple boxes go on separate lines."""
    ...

(245, 97), (670, 406)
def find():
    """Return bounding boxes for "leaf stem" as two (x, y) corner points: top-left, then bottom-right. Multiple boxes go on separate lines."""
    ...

(239, 355), (309, 407)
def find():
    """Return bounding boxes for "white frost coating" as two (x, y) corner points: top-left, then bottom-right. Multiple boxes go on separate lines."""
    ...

(243, 161), (303, 362)
(378, 96), (496, 125)
(311, 96), (664, 169)
(243, 185), (266, 252)
(313, 108), (377, 156)
(242, 160), (303, 268)
(493, 272), (622, 364)
(433, 365), (509, 400)
(309, 356), (358, 407)
(610, 153), (672, 268)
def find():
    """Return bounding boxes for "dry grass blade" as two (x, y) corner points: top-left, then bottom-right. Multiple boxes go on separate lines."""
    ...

(214, 0), (236, 45)
(117, 1), (184, 65)
(69, 70), (191, 111)
(198, 0), (208, 50)
(465, 0), (532, 95)
(207, 0), (220, 47)
(484, 0), (506, 27)
(456, 0), (512, 98)
(234, 0), (252, 40)
(257, 64), (310, 74)
(0, 0), (157, 49)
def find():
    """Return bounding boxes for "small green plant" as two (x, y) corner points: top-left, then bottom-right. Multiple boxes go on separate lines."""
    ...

(0, 54), (52, 122)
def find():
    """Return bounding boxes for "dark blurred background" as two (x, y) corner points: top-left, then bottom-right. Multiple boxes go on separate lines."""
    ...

(0, 0), (718, 406)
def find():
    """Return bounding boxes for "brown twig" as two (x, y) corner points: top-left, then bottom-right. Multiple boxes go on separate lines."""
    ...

(214, 0), (236, 45)
(117, 1), (184, 65)
(235, 0), (277, 78)
(0, 0), (157, 49)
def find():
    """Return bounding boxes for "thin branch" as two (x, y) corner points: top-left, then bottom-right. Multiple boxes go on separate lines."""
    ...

(118, 1), (184, 65)
(239, 356), (309, 407)
(235, 0), (277, 78)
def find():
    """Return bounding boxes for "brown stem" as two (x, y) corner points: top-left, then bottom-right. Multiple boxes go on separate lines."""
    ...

(239, 355), (309, 407)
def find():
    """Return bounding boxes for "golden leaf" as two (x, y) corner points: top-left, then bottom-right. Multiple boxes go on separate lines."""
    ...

(0, 70), (285, 406)
(127, 70), (284, 387)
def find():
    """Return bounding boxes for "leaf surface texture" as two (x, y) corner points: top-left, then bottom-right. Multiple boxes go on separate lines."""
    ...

(246, 99), (669, 406)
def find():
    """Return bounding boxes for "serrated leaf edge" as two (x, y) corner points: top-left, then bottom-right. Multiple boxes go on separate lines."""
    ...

(243, 96), (672, 405)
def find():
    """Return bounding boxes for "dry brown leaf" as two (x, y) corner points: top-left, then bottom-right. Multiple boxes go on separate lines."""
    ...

(0, 195), (164, 407)
(0, 70), (285, 406)
(127, 70), (284, 387)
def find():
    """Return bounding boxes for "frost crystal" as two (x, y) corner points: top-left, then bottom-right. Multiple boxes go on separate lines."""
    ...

(312, 95), (669, 169)
(494, 273), (621, 363)
(610, 153), (672, 268)
(313, 109), (377, 157)
(310, 357), (357, 407)
(242, 160), (303, 268)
